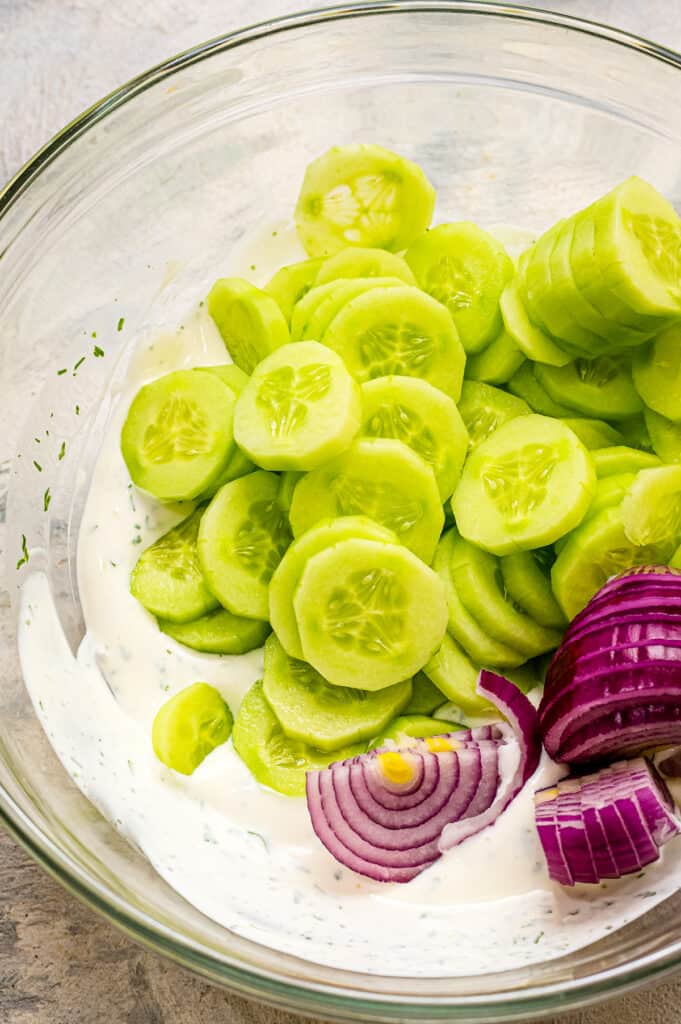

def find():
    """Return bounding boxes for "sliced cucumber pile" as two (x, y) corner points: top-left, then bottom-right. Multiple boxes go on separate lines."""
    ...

(119, 144), (681, 789)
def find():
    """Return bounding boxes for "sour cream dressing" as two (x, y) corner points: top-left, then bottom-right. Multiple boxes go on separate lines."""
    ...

(17, 222), (681, 976)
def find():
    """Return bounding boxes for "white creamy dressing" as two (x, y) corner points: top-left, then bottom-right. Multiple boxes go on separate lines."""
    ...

(17, 222), (681, 976)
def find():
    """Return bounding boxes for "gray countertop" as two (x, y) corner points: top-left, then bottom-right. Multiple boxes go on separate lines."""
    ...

(3, 1), (681, 1021)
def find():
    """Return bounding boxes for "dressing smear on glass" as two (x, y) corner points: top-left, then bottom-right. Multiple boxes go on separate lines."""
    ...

(17, 223), (681, 977)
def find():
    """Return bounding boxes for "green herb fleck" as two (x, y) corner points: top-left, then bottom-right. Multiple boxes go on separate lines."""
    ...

(43, 488), (51, 511)
(58, 442), (66, 461)
(199, 301), (204, 308)
(128, 489), (136, 512)
(533, 932), (544, 944)
(117, 317), (125, 332)
(250, 264), (256, 271)
(91, 330), (97, 338)
(75, 405), (80, 415)
(109, 560), (117, 568)
(34, 437), (40, 444)
(271, 230), (278, 237)
(16, 535), (29, 570)
(93, 345), (104, 357)
(57, 368), (67, 376)
(131, 534), (142, 545)
(73, 356), (86, 374)
(33, 460), (42, 472)
(247, 830), (269, 851)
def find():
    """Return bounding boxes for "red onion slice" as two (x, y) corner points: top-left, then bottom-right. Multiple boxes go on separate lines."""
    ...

(306, 672), (540, 883)
(535, 758), (680, 885)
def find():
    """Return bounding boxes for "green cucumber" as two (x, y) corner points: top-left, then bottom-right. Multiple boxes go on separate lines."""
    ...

(507, 363), (576, 417)
(264, 258), (323, 321)
(551, 503), (676, 619)
(534, 358), (642, 420)
(131, 508), (219, 623)
(592, 445), (661, 477)
(632, 326), (681, 422)
(403, 672), (446, 715)
(269, 515), (398, 660)
(644, 408), (681, 463)
(452, 414), (596, 554)
(121, 370), (236, 502)
(500, 279), (572, 366)
(232, 680), (365, 797)
(465, 330), (525, 384)
(423, 634), (493, 716)
(159, 608), (270, 655)
(433, 530), (525, 668)
(448, 533), (563, 657)
(456, 381), (531, 452)
(152, 682), (232, 776)
(198, 471), (291, 620)
(622, 465), (681, 547)
(322, 284), (465, 400)
(207, 278), (289, 373)
(295, 144), (435, 257)
(262, 635), (411, 751)
(289, 438), (444, 563)
(315, 246), (416, 286)
(360, 375), (468, 500)
(560, 418), (624, 450)
(233, 340), (361, 471)
(372, 714), (457, 749)
(500, 549), (567, 629)
(294, 538), (448, 690)
(406, 222), (514, 352)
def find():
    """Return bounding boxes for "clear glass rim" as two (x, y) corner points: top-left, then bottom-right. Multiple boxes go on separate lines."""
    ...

(3, 2), (681, 1017)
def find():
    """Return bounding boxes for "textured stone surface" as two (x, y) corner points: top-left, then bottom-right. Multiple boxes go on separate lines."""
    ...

(3, 1), (681, 1021)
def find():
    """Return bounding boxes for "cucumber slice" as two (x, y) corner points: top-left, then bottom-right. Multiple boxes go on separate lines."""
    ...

(262, 635), (411, 751)
(632, 326), (681, 422)
(305, 276), (407, 341)
(457, 381), (531, 451)
(197, 471), (291, 620)
(316, 246), (416, 286)
(152, 682), (232, 776)
(290, 281), (346, 342)
(560, 418), (624, 450)
(269, 515), (398, 659)
(448, 534), (563, 657)
(522, 224), (605, 354)
(372, 714), (456, 749)
(465, 330), (525, 384)
(195, 363), (249, 398)
(158, 608), (270, 655)
(622, 466), (681, 547)
(293, 538), (448, 690)
(403, 672), (446, 715)
(592, 445), (661, 477)
(500, 279), (572, 366)
(644, 408), (681, 463)
(433, 530), (525, 668)
(585, 472), (636, 520)
(360, 375), (468, 500)
(233, 341), (361, 471)
(295, 144), (435, 257)
(549, 218), (650, 349)
(264, 258), (323, 322)
(507, 363), (576, 417)
(130, 508), (219, 623)
(500, 549), (567, 630)
(121, 370), (236, 502)
(289, 438), (444, 563)
(672, 545), (681, 570)
(232, 680), (365, 797)
(534, 358), (642, 420)
(277, 471), (303, 513)
(207, 278), (289, 373)
(551, 504), (676, 619)
(615, 414), (652, 452)
(423, 634), (493, 716)
(405, 222), (514, 352)
(322, 285), (465, 400)
(589, 177), (681, 317)
(452, 414), (596, 555)
(570, 211), (668, 333)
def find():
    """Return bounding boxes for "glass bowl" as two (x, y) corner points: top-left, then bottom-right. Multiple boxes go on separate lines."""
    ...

(3, 2), (681, 1019)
